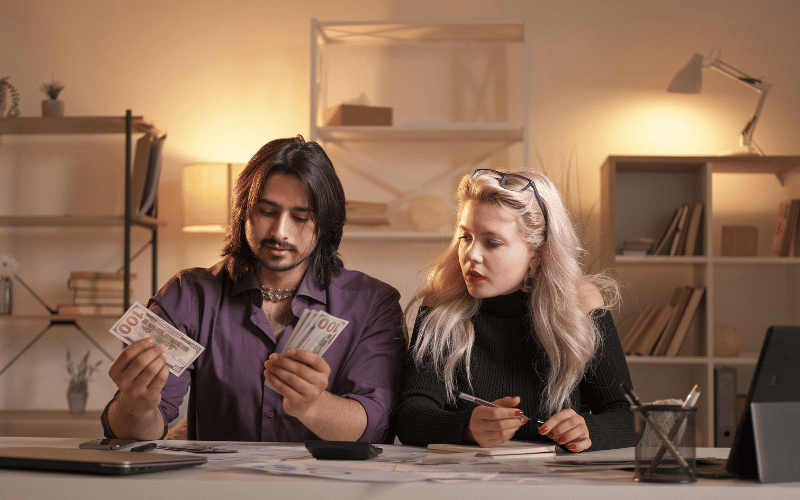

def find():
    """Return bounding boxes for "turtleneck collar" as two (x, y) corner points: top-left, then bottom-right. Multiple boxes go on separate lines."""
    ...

(479, 289), (529, 319)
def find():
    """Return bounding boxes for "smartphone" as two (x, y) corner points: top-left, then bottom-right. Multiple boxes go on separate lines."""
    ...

(305, 440), (382, 460)
(79, 439), (155, 452)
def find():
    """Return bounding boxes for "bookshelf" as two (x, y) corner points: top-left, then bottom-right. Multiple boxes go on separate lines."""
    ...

(0, 112), (163, 383)
(310, 20), (529, 240)
(600, 155), (800, 445)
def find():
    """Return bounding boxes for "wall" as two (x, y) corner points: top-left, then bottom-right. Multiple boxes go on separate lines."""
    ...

(1, 0), (799, 411)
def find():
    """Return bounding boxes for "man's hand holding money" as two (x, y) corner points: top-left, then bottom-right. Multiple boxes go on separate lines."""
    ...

(263, 348), (331, 419)
(107, 337), (170, 439)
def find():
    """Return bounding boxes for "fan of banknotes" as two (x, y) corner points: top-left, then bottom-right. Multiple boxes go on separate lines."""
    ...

(109, 302), (204, 377)
(109, 303), (349, 380)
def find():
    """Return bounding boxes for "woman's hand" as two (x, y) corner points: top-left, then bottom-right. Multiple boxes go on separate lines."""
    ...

(538, 408), (591, 452)
(465, 396), (529, 447)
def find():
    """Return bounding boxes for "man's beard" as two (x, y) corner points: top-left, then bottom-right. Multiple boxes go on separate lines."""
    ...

(250, 238), (313, 273)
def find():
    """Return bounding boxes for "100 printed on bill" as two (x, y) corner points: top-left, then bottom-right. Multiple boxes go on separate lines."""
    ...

(109, 302), (204, 376)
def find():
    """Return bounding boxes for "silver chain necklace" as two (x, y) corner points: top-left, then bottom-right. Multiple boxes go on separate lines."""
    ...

(260, 285), (298, 302)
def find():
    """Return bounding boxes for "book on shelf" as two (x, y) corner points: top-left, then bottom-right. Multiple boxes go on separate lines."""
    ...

(670, 203), (692, 256)
(621, 237), (655, 256)
(664, 286), (705, 356)
(682, 201), (704, 256)
(56, 303), (125, 316)
(138, 135), (165, 216)
(68, 278), (127, 292)
(652, 286), (694, 356)
(345, 200), (391, 226)
(633, 304), (675, 356)
(768, 199), (800, 257)
(73, 295), (125, 306)
(651, 205), (683, 255)
(621, 305), (658, 355)
(129, 134), (153, 218)
(68, 271), (134, 280)
(780, 199), (800, 257)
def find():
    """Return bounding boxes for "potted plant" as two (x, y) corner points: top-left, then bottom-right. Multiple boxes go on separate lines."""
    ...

(40, 77), (66, 117)
(0, 255), (19, 315)
(66, 350), (102, 414)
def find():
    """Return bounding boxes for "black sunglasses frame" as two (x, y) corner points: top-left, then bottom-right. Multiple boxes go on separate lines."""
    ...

(473, 169), (549, 240)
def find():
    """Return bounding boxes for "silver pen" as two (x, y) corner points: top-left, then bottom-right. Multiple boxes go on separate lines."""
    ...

(457, 391), (530, 421)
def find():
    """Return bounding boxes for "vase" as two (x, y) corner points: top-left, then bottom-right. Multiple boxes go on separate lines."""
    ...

(67, 389), (88, 414)
(42, 98), (65, 117)
(0, 276), (11, 315)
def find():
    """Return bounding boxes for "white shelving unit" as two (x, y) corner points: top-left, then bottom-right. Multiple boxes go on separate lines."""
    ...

(310, 20), (530, 240)
(600, 155), (800, 446)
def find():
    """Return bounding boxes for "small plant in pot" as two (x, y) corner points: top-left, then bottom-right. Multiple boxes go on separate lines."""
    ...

(40, 77), (66, 117)
(66, 350), (102, 414)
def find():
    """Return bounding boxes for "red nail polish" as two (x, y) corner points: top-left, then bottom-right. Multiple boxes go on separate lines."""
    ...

(568, 444), (576, 450)
(522, 418), (529, 424)
(558, 437), (566, 444)
(514, 410), (523, 417)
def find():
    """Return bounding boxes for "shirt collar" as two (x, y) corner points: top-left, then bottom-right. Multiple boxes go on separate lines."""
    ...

(228, 262), (328, 306)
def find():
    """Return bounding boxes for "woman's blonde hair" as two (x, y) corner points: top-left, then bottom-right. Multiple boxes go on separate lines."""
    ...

(409, 169), (618, 415)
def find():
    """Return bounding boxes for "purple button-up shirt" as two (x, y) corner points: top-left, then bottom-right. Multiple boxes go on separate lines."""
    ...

(102, 260), (405, 443)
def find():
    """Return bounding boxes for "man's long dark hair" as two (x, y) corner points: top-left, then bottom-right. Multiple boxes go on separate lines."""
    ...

(221, 135), (346, 289)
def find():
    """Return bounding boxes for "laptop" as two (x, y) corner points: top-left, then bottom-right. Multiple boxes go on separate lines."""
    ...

(0, 446), (207, 475)
(725, 325), (800, 483)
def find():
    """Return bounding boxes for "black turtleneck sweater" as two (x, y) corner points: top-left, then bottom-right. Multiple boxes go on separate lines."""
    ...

(396, 290), (637, 451)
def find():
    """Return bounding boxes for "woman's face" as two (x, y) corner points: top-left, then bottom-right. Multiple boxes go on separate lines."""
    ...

(458, 200), (534, 298)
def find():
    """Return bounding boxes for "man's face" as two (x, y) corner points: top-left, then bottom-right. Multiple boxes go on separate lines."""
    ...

(245, 172), (318, 278)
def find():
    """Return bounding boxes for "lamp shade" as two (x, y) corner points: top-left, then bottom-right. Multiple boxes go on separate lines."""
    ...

(182, 163), (245, 233)
(667, 53), (704, 94)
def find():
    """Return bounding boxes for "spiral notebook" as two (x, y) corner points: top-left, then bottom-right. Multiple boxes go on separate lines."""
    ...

(427, 441), (555, 456)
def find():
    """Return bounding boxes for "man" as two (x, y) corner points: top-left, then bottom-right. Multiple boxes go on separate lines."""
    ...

(102, 136), (405, 443)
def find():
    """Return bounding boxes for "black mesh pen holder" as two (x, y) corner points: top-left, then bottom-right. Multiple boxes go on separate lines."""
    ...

(632, 404), (698, 483)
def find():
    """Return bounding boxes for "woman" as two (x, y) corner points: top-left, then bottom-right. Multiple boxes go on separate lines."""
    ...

(396, 168), (637, 452)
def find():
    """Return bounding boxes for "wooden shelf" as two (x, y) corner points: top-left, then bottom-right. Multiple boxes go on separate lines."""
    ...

(343, 229), (452, 242)
(316, 21), (524, 44)
(0, 116), (162, 136)
(0, 215), (164, 230)
(0, 314), (123, 321)
(316, 124), (524, 142)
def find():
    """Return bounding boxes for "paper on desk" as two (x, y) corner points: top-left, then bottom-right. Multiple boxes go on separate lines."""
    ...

(236, 459), (497, 483)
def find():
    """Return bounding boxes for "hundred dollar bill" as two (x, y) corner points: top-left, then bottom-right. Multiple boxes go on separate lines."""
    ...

(265, 309), (349, 389)
(109, 302), (205, 377)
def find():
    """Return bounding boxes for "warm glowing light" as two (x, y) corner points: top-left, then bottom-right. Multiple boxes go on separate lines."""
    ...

(182, 163), (245, 232)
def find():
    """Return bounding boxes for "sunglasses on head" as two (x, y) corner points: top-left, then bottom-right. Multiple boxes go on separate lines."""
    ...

(473, 169), (549, 240)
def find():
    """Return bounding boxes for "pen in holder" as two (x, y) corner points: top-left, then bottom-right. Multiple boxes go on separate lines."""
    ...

(632, 404), (698, 483)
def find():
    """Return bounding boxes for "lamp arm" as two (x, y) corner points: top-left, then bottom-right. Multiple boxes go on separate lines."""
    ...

(740, 82), (770, 151)
(707, 57), (771, 153)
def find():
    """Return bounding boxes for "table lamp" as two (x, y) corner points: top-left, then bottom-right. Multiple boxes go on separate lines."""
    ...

(182, 163), (245, 233)
(668, 49), (771, 155)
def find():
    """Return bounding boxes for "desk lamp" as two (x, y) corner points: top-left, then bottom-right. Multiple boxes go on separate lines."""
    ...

(668, 49), (771, 155)
(182, 163), (245, 233)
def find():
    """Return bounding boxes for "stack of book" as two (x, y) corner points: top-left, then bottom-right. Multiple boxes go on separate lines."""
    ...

(621, 286), (705, 357)
(769, 198), (800, 257)
(650, 202), (704, 256)
(56, 271), (135, 315)
(346, 200), (390, 226)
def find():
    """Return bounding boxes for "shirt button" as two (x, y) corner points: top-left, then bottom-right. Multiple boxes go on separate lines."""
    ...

(267, 411), (275, 418)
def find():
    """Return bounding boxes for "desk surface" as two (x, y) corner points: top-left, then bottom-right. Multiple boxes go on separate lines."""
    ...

(2, 437), (798, 500)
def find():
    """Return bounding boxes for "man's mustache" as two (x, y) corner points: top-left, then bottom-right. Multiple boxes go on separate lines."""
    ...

(260, 239), (298, 253)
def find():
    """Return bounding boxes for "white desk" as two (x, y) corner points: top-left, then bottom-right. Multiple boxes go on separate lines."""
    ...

(2, 437), (798, 500)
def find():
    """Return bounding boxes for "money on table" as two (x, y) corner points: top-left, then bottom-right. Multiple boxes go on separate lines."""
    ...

(109, 302), (205, 377)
